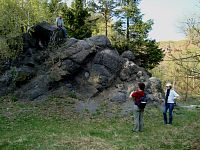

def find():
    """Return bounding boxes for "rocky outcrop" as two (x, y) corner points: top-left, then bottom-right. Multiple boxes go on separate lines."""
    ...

(29, 21), (59, 48)
(0, 22), (163, 103)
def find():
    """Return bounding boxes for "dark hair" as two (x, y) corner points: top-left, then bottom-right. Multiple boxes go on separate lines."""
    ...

(138, 82), (145, 91)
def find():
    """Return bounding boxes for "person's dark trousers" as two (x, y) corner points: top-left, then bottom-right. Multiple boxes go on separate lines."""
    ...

(61, 27), (67, 38)
(58, 27), (67, 38)
(163, 103), (174, 124)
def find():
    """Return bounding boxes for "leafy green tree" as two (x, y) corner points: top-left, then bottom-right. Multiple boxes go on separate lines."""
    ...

(181, 16), (200, 47)
(166, 11), (200, 97)
(48, 0), (62, 13)
(65, 0), (92, 39)
(137, 39), (164, 69)
(0, 0), (50, 60)
(112, 0), (163, 69)
(114, 0), (141, 42)
(48, 0), (67, 23)
(0, 0), (25, 60)
(152, 42), (200, 100)
(0, 0), (50, 36)
(88, 0), (117, 37)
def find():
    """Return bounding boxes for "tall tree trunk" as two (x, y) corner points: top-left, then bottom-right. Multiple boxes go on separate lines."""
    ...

(27, 11), (30, 32)
(105, 16), (108, 36)
(126, 16), (129, 44)
(126, 0), (130, 45)
(105, 2), (108, 37)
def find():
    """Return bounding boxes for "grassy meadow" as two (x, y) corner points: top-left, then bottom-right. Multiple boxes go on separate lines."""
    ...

(0, 96), (200, 150)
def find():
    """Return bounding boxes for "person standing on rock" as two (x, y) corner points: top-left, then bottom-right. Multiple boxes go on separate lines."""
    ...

(129, 82), (146, 132)
(56, 14), (67, 38)
(163, 82), (180, 125)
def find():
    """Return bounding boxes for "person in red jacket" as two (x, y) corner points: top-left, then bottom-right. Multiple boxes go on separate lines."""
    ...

(129, 82), (145, 132)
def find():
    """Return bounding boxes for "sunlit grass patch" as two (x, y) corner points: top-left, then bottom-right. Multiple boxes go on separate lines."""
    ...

(0, 97), (200, 149)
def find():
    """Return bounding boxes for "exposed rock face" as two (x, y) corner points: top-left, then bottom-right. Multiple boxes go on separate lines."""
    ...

(30, 21), (57, 48)
(90, 49), (122, 90)
(146, 77), (164, 103)
(0, 22), (163, 103)
(121, 50), (135, 61)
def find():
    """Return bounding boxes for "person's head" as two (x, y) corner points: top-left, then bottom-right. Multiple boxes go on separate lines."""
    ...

(166, 82), (172, 89)
(138, 82), (145, 91)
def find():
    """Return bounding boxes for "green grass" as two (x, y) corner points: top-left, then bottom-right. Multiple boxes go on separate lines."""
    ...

(0, 97), (200, 150)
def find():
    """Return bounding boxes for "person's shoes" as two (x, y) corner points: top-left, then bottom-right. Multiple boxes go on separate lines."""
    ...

(139, 130), (144, 132)
(132, 129), (139, 132)
(165, 123), (172, 125)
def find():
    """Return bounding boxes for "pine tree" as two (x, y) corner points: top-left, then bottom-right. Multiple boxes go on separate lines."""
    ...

(48, 0), (65, 23)
(65, 0), (92, 39)
(88, 0), (117, 37)
(113, 0), (163, 69)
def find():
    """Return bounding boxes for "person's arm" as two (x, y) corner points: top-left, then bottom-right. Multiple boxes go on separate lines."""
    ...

(129, 91), (134, 98)
(55, 18), (58, 27)
(129, 91), (138, 99)
(61, 19), (64, 27)
(173, 90), (180, 99)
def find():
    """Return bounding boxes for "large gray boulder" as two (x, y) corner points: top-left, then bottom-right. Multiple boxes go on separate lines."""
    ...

(121, 50), (135, 61)
(0, 66), (36, 96)
(110, 90), (127, 103)
(0, 70), (14, 95)
(146, 77), (164, 103)
(120, 60), (149, 82)
(89, 49), (122, 90)
(85, 35), (112, 48)
(15, 75), (51, 100)
(93, 49), (122, 73)
(30, 21), (55, 48)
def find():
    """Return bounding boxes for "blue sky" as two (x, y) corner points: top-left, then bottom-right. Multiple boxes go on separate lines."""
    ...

(140, 0), (199, 41)
(66, 0), (199, 41)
